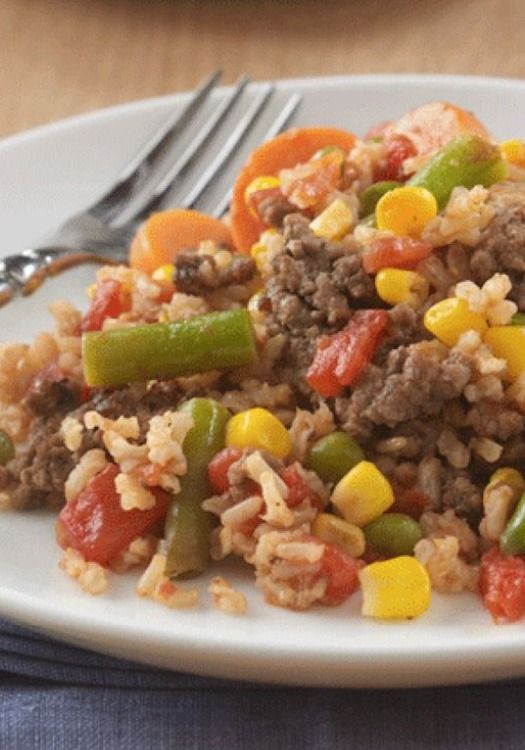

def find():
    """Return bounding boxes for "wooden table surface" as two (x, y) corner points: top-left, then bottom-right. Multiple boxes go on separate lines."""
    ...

(1, 0), (525, 138)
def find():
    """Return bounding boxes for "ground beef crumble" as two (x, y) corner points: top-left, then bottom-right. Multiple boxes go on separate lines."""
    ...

(469, 182), (525, 309)
(261, 213), (375, 394)
(174, 248), (255, 296)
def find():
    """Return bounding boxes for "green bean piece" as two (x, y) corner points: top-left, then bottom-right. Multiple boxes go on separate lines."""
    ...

(364, 513), (422, 556)
(0, 429), (14, 465)
(510, 312), (525, 326)
(409, 134), (507, 209)
(305, 431), (364, 484)
(359, 180), (402, 216)
(164, 398), (231, 578)
(500, 492), (525, 556)
(82, 309), (258, 388)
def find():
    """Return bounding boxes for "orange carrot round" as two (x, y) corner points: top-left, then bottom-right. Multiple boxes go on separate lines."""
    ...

(230, 127), (357, 253)
(129, 208), (232, 275)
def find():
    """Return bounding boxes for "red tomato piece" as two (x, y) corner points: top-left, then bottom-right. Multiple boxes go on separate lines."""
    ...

(362, 236), (434, 274)
(391, 484), (430, 520)
(307, 310), (389, 398)
(237, 515), (263, 537)
(373, 134), (417, 182)
(281, 464), (325, 511)
(282, 151), (344, 209)
(80, 279), (129, 333)
(57, 464), (169, 565)
(80, 384), (92, 404)
(480, 547), (525, 623)
(208, 447), (243, 494)
(319, 542), (360, 606)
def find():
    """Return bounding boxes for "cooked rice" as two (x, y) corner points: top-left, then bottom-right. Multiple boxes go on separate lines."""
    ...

(137, 553), (199, 609)
(479, 482), (518, 542)
(220, 494), (264, 529)
(60, 415), (84, 452)
(115, 472), (156, 511)
(145, 411), (193, 492)
(217, 379), (294, 424)
(419, 510), (479, 560)
(209, 576), (248, 615)
(455, 273), (517, 325)
(422, 186), (494, 248)
(110, 535), (158, 573)
(346, 139), (388, 193)
(253, 529), (326, 610)
(160, 292), (209, 322)
(288, 404), (335, 462)
(59, 547), (109, 595)
(453, 330), (507, 376)
(244, 452), (294, 528)
(437, 428), (471, 469)
(470, 437), (503, 463)
(414, 536), (479, 593)
(64, 449), (108, 502)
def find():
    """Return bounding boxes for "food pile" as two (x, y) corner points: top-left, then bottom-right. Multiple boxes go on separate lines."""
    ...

(3, 101), (525, 622)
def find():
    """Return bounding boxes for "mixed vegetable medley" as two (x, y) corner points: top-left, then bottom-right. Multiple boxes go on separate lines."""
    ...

(3, 101), (525, 621)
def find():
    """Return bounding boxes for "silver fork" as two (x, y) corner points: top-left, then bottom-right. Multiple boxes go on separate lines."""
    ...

(0, 71), (301, 305)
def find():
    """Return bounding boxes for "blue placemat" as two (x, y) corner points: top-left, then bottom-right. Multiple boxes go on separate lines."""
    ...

(0, 618), (524, 749)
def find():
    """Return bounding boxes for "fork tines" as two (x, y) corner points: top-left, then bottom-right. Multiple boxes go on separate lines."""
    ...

(88, 70), (302, 228)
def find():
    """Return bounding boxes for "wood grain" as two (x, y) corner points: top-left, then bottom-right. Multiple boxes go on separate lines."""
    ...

(1, 0), (525, 138)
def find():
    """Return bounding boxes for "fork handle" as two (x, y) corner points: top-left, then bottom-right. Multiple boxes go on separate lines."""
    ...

(0, 247), (111, 305)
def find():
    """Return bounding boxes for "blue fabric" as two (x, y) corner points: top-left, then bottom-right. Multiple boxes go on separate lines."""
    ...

(0, 618), (524, 749)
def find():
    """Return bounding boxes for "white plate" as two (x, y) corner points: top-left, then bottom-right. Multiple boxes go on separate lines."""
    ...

(1, 74), (525, 689)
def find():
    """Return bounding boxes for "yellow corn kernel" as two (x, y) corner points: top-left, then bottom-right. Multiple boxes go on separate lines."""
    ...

(309, 198), (353, 240)
(225, 407), (291, 459)
(375, 185), (438, 237)
(359, 556), (431, 619)
(152, 264), (175, 284)
(489, 467), (525, 493)
(484, 326), (525, 380)
(500, 139), (525, 168)
(311, 513), (366, 558)
(250, 242), (268, 273)
(86, 283), (97, 300)
(424, 297), (487, 347)
(331, 461), (394, 527)
(375, 268), (429, 307)
(244, 176), (281, 218)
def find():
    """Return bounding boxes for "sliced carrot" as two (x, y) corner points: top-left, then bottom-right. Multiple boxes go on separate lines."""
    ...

(384, 101), (490, 157)
(230, 127), (357, 252)
(129, 208), (232, 275)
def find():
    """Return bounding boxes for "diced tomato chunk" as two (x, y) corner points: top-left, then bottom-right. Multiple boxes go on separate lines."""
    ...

(208, 447), (243, 494)
(237, 514), (263, 537)
(307, 310), (389, 398)
(80, 279), (130, 333)
(373, 134), (417, 182)
(362, 236), (434, 274)
(480, 547), (525, 622)
(281, 464), (325, 511)
(156, 282), (176, 304)
(57, 464), (169, 565)
(281, 151), (343, 209)
(391, 484), (430, 520)
(319, 542), (360, 606)
(80, 384), (92, 404)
